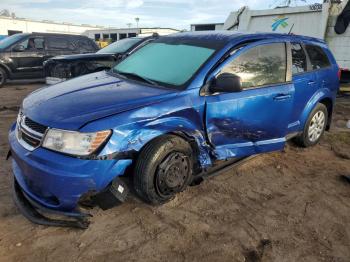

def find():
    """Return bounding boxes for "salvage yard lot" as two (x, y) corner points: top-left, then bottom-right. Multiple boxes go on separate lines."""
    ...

(0, 83), (349, 262)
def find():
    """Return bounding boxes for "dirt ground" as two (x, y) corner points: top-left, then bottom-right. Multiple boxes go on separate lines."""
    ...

(0, 83), (349, 262)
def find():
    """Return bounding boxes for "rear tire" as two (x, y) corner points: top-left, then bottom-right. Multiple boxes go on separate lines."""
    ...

(0, 67), (7, 88)
(295, 103), (328, 147)
(134, 135), (193, 205)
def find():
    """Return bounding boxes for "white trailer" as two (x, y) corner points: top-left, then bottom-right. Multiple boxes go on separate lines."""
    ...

(223, 1), (350, 82)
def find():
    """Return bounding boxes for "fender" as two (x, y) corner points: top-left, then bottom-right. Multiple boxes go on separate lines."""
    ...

(299, 88), (334, 130)
(99, 116), (214, 169)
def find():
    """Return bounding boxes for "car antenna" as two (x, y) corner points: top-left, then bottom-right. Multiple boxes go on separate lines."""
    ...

(288, 23), (295, 35)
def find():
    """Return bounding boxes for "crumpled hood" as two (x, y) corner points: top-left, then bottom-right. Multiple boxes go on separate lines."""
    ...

(22, 71), (177, 130)
(49, 52), (116, 62)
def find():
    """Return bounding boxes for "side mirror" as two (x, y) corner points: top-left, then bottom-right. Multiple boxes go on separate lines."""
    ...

(210, 73), (242, 93)
(13, 45), (25, 52)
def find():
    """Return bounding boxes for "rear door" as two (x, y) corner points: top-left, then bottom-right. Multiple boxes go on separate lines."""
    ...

(205, 40), (294, 160)
(304, 44), (333, 91)
(45, 35), (77, 59)
(288, 42), (318, 132)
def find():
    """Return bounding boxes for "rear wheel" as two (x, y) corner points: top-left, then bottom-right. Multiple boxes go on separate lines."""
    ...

(295, 103), (328, 147)
(134, 135), (193, 205)
(0, 67), (7, 88)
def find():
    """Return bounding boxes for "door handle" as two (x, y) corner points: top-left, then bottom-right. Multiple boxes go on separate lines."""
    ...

(274, 94), (292, 101)
(308, 80), (316, 85)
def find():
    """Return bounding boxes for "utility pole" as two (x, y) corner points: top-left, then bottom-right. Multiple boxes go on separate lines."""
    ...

(135, 17), (140, 29)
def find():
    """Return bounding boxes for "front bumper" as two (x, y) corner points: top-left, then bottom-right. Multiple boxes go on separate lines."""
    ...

(8, 123), (132, 214)
(45, 77), (66, 85)
(12, 177), (91, 229)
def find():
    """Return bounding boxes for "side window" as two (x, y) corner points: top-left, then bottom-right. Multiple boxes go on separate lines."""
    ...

(46, 37), (74, 51)
(16, 37), (45, 51)
(291, 43), (307, 75)
(220, 43), (287, 89)
(305, 45), (330, 70)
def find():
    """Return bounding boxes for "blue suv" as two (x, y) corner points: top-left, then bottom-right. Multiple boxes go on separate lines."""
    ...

(8, 32), (340, 228)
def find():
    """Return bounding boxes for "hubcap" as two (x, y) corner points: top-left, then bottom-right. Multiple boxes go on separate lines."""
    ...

(156, 152), (190, 197)
(0, 71), (3, 84)
(308, 110), (325, 142)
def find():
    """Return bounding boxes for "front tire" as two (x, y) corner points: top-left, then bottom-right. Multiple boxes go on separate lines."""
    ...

(295, 103), (328, 147)
(0, 67), (7, 88)
(134, 135), (193, 205)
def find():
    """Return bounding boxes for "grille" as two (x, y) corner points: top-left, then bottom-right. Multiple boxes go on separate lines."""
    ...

(17, 113), (48, 151)
(51, 64), (70, 79)
(21, 131), (41, 148)
(24, 117), (47, 134)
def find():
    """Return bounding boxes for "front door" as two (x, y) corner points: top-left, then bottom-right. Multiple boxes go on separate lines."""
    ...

(10, 36), (46, 78)
(205, 41), (294, 160)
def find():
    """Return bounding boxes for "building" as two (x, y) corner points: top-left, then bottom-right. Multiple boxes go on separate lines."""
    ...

(85, 27), (180, 42)
(223, 1), (350, 71)
(0, 15), (103, 38)
(190, 23), (224, 31)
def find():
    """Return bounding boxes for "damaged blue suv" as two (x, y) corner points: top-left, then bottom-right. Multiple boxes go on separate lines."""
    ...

(8, 32), (340, 228)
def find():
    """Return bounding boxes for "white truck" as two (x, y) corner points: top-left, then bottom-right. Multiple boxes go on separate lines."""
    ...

(223, 0), (350, 82)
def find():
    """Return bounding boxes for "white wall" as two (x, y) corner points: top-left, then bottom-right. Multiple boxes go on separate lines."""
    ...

(0, 16), (102, 35)
(85, 28), (180, 40)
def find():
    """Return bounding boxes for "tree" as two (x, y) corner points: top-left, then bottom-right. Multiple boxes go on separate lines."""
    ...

(0, 9), (12, 17)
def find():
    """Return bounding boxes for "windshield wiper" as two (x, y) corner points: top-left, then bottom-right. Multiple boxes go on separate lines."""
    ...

(114, 71), (159, 86)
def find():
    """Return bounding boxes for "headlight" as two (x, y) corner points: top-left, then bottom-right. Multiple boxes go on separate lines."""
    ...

(42, 128), (111, 156)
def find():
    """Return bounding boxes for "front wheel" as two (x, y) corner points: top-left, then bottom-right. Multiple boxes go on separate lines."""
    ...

(0, 67), (7, 88)
(295, 103), (328, 147)
(134, 135), (193, 205)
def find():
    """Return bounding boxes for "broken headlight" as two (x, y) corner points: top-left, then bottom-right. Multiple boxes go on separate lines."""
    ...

(42, 129), (111, 156)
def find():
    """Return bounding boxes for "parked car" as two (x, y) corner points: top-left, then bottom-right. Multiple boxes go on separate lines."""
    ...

(44, 35), (158, 85)
(8, 32), (340, 228)
(0, 33), (98, 87)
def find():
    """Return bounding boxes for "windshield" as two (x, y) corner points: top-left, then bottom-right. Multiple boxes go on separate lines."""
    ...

(97, 38), (142, 54)
(0, 34), (26, 49)
(113, 42), (215, 88)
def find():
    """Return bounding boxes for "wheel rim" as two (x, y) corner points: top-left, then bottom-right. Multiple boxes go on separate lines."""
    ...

(308, 110), (326, 142)
(155, 152), (191, 197)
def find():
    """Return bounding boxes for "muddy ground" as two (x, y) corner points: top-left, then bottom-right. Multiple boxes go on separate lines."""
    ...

(0, 83), (349, 262)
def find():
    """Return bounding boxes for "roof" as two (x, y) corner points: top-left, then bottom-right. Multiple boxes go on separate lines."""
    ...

(15, 32), (90, 38)
(158, 31), (326, 49)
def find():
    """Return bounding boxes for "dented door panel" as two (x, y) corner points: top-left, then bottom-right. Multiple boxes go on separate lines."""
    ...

(205, 83), (294, 159)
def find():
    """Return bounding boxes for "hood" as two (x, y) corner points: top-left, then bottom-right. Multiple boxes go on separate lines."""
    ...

(50, 52), (117, 62)
(22, 71), (178, 130)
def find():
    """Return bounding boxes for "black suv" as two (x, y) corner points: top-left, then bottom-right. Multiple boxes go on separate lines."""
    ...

(0, 33), (98, 87)
(44, 34), (158, 85)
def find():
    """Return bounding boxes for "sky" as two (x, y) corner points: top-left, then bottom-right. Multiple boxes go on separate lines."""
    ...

(1, 0), (322, 30)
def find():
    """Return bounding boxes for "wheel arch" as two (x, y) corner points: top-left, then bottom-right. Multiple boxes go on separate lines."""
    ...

(318, 97), (333, 130)
(299, 89), (334, 131)
(0, 63), (11, 79)
(132, 128), (212, 173)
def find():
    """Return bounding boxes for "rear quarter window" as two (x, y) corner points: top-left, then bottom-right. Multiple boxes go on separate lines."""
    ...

(77, 39), (97, 52)
(305, 45), (331, 70)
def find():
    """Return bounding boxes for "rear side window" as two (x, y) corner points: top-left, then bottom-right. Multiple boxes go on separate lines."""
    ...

(46, 36), (74, 51)
(305, 45), (330, 70)
(220, 43), (287, 89)
(291, 43), (307, 75)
